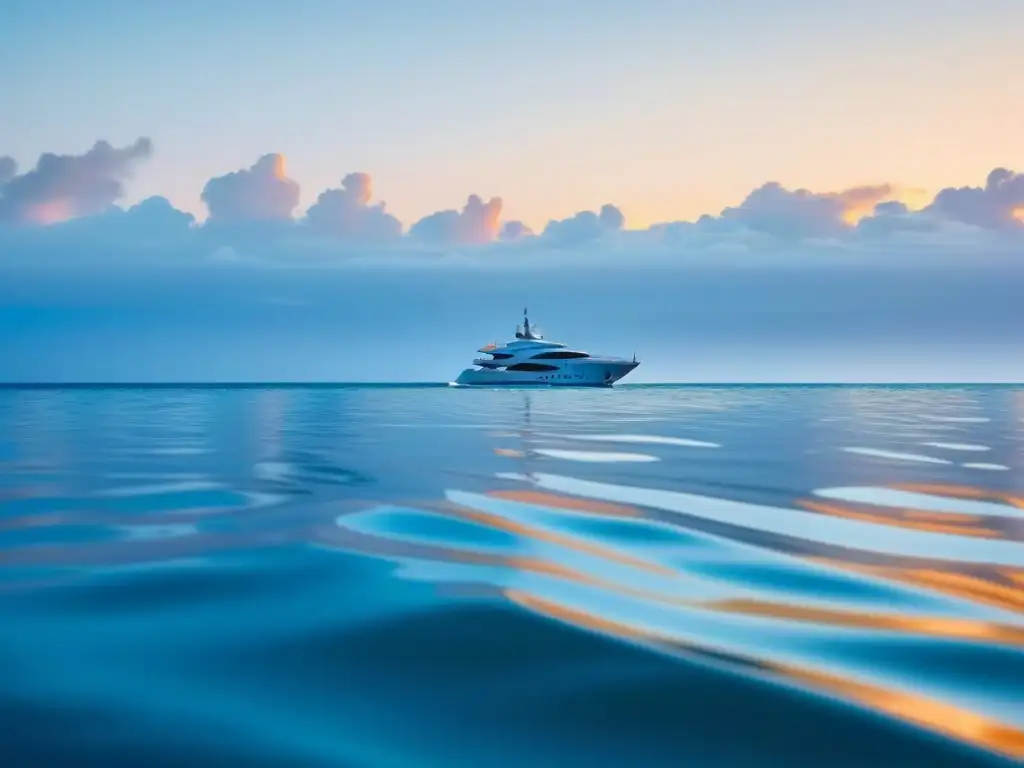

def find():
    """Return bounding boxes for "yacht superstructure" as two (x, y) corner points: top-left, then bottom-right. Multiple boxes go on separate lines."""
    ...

(453, 308), (640, 387)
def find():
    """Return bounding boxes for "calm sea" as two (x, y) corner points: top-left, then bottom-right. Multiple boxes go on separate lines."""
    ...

(1, 384), (1023, 767)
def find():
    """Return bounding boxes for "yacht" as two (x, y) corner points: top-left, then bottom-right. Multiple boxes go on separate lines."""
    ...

(453, 309), (640, 387)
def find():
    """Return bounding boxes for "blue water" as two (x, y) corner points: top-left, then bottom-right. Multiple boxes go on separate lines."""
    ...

(1, 384), (1023, 766)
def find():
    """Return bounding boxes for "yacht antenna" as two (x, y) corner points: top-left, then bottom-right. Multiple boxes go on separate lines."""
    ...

(523, 306), (531, 339)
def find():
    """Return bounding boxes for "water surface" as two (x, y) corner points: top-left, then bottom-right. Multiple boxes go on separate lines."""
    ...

(1, 384), (1023, 766)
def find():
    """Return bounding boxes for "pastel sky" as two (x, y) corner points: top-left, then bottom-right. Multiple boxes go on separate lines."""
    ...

(2, 1), (1024, 382)
(3, 0), (1023, 229)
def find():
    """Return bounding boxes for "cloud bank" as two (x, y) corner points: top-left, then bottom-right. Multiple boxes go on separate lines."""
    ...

(2, 137), (1024, 264)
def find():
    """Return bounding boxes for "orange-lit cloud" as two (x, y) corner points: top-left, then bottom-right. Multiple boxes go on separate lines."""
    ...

(201, 152), (300, 223)
(0, 138), (151, 225)
(712, 182), (915, 237)
(22, 199), (75, 226)
(837, 185), (898, 225)
(926, 167), (1024, 231)
(409, 193), (503, 245)
(839, 185), (930, 225)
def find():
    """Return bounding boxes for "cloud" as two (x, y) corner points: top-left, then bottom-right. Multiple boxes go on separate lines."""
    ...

(924, 168), (1024, 231)
(0, 138), (152, 225)
(130, 195), (196, 232)
(0, 195), (196, 262)
(499, 220), (533, 241)
(0, 156), (15, 185)
(854, 201), (923, 237)
(715, 182), (897, 239)
(304, 172), (402, 243)
(2, 137), (1024, 265)
(598, 203), (626, 230)
(61, 195), (194, 238)
(541, 204), (625, 246)
(201, 153), (300, 224)
(409, 194), (503, 246)
(851, 172), (1024, 244)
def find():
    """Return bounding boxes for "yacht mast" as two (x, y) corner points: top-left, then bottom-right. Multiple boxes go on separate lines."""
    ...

(515, 306), (541, 340)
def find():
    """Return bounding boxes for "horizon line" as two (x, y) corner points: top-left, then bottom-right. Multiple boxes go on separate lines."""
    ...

(0, 382), (1020, 389)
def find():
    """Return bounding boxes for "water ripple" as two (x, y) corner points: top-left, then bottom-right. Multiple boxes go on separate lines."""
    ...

(532, 449), (660, 463)
(842, 447), (952, 465)
(1, 384), (1022, 766)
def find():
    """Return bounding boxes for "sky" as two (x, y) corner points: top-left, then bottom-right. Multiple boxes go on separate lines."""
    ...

(2, 262), (1022, 382)
(1, 0), (1023, 382)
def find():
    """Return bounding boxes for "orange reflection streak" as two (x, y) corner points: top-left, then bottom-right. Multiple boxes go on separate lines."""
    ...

(791, 484), (1024, 615)
(772, 663), (1024, 760)
(903, 509), (980, 523)
(489, 490), (643, 519)
(439, 498), (1024, 647)
(444, 502), (675, 576)
(503, 556), (604, 585)
(891, 483), (1024, 511)
(807, 560), (1024, 614)
(800, 499), (1002, 539)
(507, 590), (1024, 761)
(898, 569), (1024, 613)
(707, 599), (1024, 645)
(891, 484), (993, 498)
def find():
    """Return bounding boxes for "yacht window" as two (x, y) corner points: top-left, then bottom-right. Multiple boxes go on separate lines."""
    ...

(530, 351), (590, 360)
(491, 353), (514, 359)
(506, 362), (558, 372)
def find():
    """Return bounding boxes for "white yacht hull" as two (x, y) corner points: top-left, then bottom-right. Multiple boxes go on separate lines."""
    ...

(454, 360), (639, 387)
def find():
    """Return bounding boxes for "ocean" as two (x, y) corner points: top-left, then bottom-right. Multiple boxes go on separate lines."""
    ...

(1, 384), (1022, 767)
